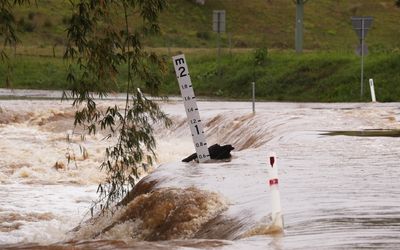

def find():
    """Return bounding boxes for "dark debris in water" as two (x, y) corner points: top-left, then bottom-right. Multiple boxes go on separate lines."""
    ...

(321, 129), (400, 138)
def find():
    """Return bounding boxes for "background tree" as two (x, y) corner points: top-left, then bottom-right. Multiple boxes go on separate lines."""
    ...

(0, 0), (31, 87)
(396, 0), (400, 7)
(64, 0), (171, 212)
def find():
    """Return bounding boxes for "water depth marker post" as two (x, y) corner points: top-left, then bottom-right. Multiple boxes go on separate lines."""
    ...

(172, 54), (211, 163)
(267, 152), (284, 230)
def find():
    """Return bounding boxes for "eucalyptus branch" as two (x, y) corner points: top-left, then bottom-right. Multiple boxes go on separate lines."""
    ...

(64, 0), (170, 213)
(122, 1), (131, 131)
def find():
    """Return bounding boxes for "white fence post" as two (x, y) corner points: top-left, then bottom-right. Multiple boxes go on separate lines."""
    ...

(267, 152), (284, 230)
(369, 78), (376, 102)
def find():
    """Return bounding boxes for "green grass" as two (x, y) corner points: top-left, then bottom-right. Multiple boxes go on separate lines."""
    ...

(3, 0), (400, 102)
(9, 0), (400, 51)
(161, 50), (400, 102)
(0, 56), (68, 90)
(3, 50), (399, 102)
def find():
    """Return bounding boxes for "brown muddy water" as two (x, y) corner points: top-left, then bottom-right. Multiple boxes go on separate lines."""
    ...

(322, 129), (400, 137)
(1, 95), (400, 249)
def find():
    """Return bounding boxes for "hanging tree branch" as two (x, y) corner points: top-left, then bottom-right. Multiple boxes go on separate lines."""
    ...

(2, 1), (170, 211)
(64, 0), (170, 212)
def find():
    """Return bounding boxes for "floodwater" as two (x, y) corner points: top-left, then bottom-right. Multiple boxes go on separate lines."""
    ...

(1, 93), (400, 249)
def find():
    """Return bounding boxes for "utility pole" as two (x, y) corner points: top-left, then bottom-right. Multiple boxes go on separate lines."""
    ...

(351, 16), (373, 99)
(213, 10), (226, 76)
(294, 0), (308, 54)
(213, 10), (226, 57)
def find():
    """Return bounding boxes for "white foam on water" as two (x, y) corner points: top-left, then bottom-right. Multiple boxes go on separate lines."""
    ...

(0, 183), (97, 244)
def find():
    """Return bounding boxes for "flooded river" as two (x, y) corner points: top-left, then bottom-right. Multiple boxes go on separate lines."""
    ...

(0, 95), (399, 249)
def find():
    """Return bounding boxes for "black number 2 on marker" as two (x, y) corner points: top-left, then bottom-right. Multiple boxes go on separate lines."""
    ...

(178, 66), (187, 77)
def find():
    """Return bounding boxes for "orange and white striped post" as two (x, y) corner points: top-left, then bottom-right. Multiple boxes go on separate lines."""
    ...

(267, 152), (284, 229)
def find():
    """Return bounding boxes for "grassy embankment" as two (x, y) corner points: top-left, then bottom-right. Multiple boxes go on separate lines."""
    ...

(9, 0), (400, 50)
(163, 50), (400, 102)
(1, 49), (399, 102)
(1, 0), (399, 101)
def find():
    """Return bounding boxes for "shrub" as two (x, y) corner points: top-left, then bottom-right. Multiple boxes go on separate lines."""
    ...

(22, 21), (35, 32)
(28, 11), (35, 20)
(18, 17), (25, 26)
(234, 40), (248, 48)
(196, 31), (210, 40)
(253, 47), (268, 66)
(61, 16), (70, 25)
(44, 19), (52, 28)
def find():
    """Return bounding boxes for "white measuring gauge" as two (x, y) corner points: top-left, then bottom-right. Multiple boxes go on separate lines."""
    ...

(172, 54), (210, 163)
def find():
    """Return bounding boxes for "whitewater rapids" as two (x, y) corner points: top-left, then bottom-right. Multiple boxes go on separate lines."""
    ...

(1, 97), (400, 249)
